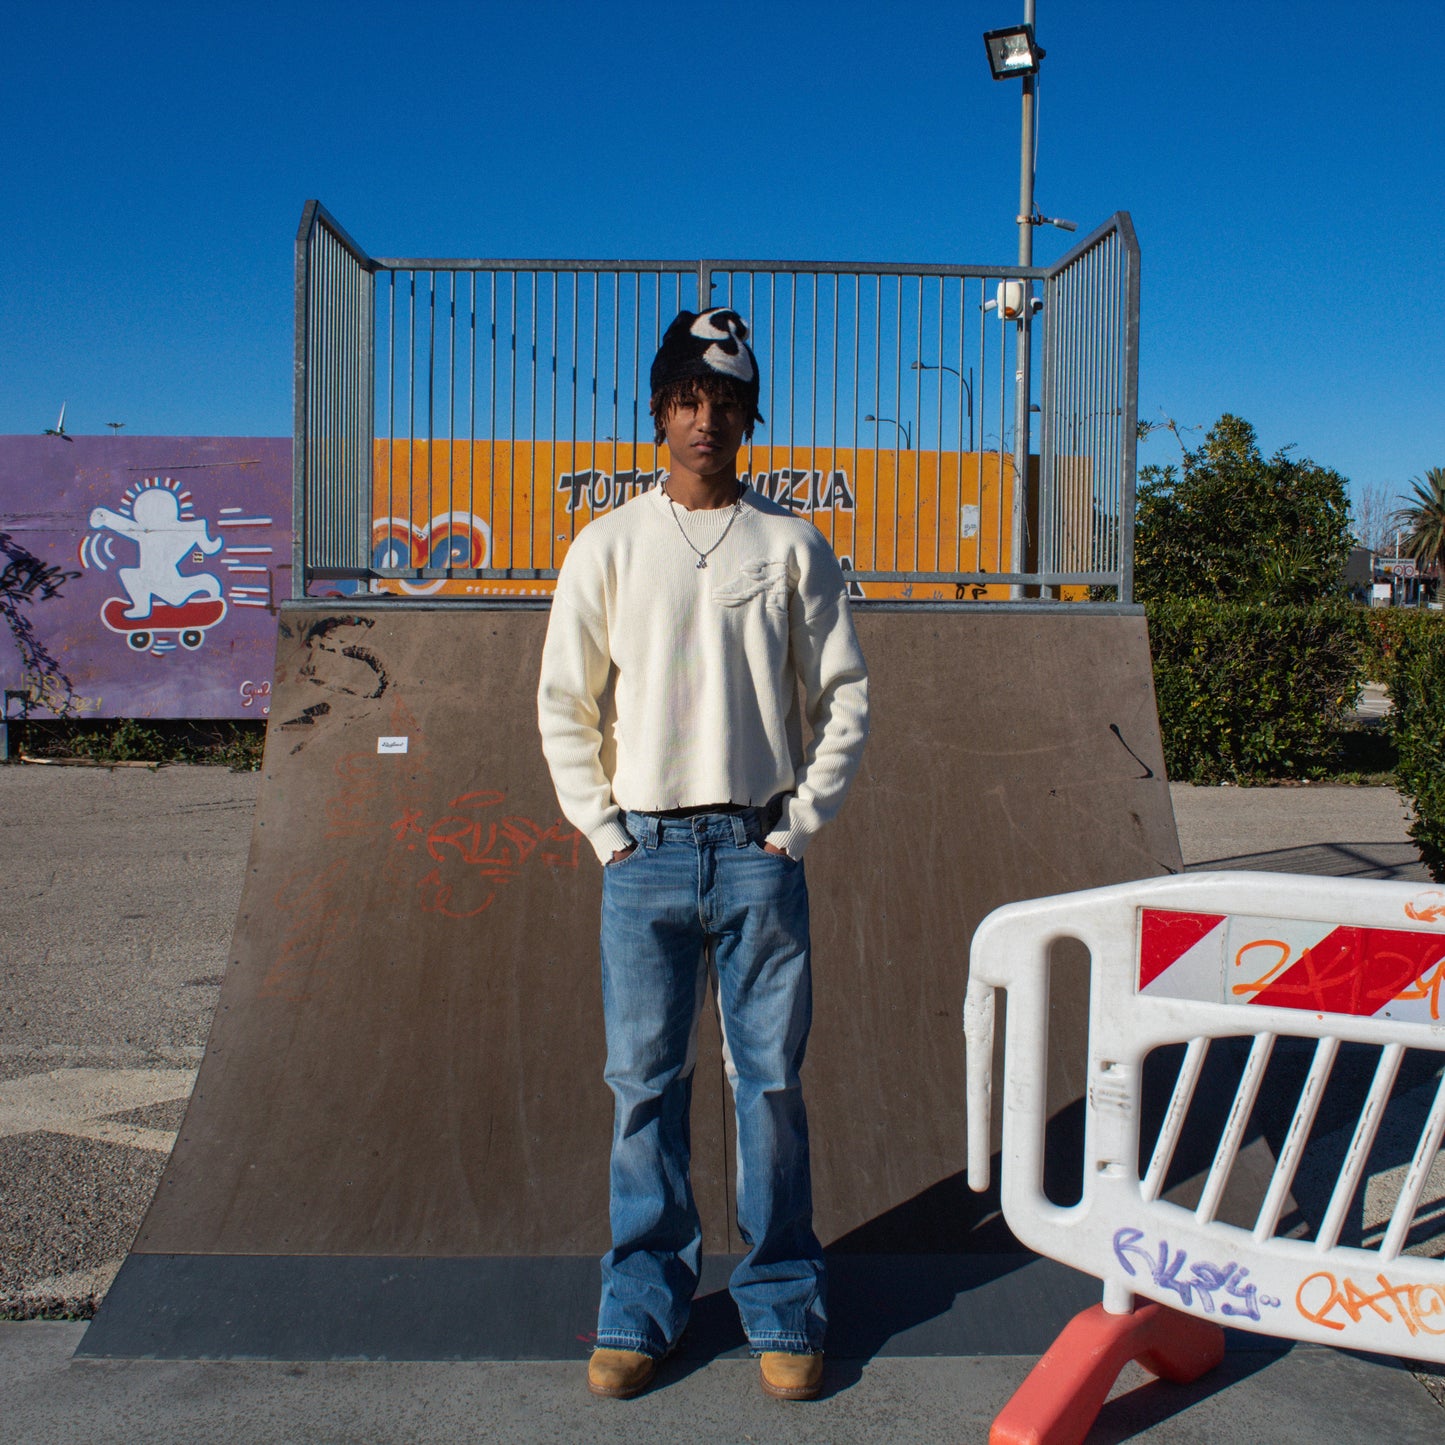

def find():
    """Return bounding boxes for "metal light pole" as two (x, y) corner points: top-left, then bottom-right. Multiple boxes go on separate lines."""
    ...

(1012, 0), (1037, 597)
(984, 6), (1057, 597)
(911, 361), (975, 451)
(864, 414), (912, 449)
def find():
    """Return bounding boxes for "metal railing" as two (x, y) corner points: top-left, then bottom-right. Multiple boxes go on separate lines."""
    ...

(292, 207), (373, 585)
(1038, 213), (1140, 598)
(293, 201), (1139, 602)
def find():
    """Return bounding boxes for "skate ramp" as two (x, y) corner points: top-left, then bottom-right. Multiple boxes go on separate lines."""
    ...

(81, 602), (1181, 1359)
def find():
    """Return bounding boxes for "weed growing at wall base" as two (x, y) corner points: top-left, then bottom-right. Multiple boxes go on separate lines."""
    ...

(7, 718), (265, 771)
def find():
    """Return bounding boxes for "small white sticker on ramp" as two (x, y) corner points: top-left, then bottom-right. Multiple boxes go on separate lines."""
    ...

(377, 736), (409, 754)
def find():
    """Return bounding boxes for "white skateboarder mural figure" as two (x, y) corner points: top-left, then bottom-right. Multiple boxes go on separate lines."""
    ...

(89, 482), (223, 617)
(84, 477), (231, 655)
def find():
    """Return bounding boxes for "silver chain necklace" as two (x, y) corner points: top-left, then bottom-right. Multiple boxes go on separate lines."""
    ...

(663, 482), (747, 569)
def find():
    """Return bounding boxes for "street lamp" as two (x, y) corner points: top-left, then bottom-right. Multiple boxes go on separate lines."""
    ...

(982, 23), (1043, 78)
(911, 361), (975, 451)
(864, 414), (911, 449)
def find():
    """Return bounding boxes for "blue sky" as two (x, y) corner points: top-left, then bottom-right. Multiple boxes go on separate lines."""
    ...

(4, 0), (1440, 511)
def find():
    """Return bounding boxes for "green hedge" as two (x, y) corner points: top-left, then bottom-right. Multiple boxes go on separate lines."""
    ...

(1146, 599), (1368, 784)
(1361, 606), (1443, 678)
(1367, 609), (1445, 881)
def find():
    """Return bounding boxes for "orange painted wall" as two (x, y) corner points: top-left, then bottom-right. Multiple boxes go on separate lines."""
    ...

(366, 441), (1039, 601)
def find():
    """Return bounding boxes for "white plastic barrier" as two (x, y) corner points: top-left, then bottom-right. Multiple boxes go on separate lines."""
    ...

(966, 872), (1445, 1360)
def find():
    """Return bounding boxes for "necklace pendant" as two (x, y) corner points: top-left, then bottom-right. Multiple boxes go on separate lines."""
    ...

(696, 557), (707, 569)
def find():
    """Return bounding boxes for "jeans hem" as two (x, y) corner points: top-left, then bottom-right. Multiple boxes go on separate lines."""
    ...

(747, 1336), (823, 1355)
(594, 1332), (669, 1358)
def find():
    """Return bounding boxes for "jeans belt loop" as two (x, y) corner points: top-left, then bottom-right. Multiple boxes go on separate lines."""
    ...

(730, 814), (748, 848)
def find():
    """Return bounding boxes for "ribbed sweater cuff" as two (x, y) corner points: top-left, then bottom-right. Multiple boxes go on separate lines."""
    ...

(589, 817), (635, 863)
(765, 824), (814, 860)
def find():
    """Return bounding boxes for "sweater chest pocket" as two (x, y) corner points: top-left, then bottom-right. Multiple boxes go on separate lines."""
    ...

(710, 559), (793, 619)
(710, 560), (793, 658)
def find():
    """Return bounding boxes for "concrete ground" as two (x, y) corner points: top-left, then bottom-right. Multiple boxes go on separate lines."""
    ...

(1172, 778), (1426, 882)
(5, 1320), (1444, 1445)
(1, 764), (1442, 1440)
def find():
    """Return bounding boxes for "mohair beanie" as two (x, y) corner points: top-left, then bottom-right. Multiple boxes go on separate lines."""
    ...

(649, 307), (763, 423)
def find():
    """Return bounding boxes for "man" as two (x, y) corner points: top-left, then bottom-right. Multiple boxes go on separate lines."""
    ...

(537, 306), (869, 1401)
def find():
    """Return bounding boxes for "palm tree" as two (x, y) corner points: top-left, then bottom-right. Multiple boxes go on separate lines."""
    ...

(1397, 467), (1445, 574)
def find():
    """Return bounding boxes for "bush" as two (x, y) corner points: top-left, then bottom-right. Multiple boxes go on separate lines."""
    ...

(1147, 599), (1368, 784)
(1361, 606), (1440, 679)
(1369, 611), (1445, 881)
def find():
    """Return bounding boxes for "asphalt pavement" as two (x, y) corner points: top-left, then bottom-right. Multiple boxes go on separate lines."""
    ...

(1, 764), (1442, 1441)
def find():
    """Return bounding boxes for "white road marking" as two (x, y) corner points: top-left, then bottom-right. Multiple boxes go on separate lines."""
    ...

(61, 1121), (182, 1154)
(0, 1067), (195, 1151)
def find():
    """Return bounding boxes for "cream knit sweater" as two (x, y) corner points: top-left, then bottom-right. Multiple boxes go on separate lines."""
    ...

(537, 485), (869, 863)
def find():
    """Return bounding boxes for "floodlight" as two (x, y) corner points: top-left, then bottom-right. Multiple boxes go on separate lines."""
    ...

(983, 24), (1044, 79)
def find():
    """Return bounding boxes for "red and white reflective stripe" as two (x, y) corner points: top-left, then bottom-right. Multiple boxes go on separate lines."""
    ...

(1138, 908), (1445, 1022)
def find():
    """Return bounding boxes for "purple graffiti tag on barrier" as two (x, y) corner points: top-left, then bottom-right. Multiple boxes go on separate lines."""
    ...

(1113, 1226), (1283, 1322)
(0, 436), (290, 719)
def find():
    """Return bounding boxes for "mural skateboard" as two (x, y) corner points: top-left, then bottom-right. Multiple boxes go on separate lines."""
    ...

(101, 595), (227, 653)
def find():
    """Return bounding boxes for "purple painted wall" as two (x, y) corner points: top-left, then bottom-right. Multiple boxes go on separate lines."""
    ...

(1, 437), (290, 720)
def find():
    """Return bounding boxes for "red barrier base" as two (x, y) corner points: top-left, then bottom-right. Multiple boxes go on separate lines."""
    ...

(990, 1299), (1226, 1445)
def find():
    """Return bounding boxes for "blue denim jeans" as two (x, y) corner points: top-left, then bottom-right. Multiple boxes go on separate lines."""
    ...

(595, 806), (825, 1358)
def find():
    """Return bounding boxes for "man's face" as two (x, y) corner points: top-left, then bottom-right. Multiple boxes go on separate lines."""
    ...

(660, 384), (749, 485)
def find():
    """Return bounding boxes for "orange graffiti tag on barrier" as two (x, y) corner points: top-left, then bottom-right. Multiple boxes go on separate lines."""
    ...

(1230, 939), (1293, 997)
(1406, 892), (1445, 924)
(1390, 959), (1445, 1019)
(1228, 925), (1445, 1019)
(1227, 934), (1427, 1003)
(1297, 1271), (1445, 1338)
(1231, 935), (1445, 1021)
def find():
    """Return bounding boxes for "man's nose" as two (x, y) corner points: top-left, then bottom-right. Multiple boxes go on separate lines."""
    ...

(695, 400), (718, 429)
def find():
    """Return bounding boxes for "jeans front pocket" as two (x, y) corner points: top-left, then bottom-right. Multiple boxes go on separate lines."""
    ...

(604, 839), (645, 869)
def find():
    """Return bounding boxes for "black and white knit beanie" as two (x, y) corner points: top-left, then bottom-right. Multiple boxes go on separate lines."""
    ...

(650, 308), (763, 422)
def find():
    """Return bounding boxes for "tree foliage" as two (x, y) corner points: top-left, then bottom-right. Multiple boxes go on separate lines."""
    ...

(1397, 466), (1445, 573)
(1134, 414), (1353, 603)
(1350, 479), (1399, 554)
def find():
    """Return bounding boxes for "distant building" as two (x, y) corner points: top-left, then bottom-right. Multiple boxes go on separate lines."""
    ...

(1344, 546), (1374, 596)
(1372, 553), (1441, 608)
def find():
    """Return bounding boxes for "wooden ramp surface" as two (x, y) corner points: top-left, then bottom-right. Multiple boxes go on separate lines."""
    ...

(83, 602), (1181, 1358)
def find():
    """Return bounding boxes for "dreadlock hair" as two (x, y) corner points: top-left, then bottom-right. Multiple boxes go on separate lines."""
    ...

(650, 373), (763, 446)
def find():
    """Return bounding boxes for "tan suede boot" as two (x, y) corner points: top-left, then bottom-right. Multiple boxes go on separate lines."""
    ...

(759, 1350), (824, 1400)
(587, 1347), (657, 1399)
